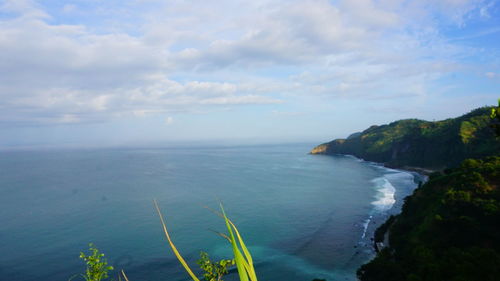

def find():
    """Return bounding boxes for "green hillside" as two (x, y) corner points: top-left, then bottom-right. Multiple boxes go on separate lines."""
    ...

(310, 107), (499, 170)
(357, 156), (500, 281)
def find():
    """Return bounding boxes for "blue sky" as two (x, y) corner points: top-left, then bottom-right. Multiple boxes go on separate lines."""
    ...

(1, 0), (499, 148)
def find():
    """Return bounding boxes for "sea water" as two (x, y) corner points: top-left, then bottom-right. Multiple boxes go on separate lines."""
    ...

(0, 143), (419, 281)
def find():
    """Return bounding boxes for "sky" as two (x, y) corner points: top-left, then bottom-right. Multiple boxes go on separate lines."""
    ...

(1, 0), (499, 148)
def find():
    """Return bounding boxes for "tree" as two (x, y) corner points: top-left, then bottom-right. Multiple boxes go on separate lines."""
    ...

(490, 98), (500, 136)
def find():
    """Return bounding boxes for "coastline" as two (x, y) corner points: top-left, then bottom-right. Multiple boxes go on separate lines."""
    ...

(383, 163), (436, 177)
(361, 156), (431, 254)
(312, 153), (428, 254)
(315, 152), (433, 178)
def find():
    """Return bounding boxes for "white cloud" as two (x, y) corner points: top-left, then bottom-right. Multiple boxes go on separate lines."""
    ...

(58, 114), (80, 124)
(0, 0), (49, 19)
(0, 3), (284, 125)
(165, 116), (174, 124)
(62, 4), (77, 13)
(340, 0), (399, 28)
(172, 0), (399, 70)
(485, 72), (500, 79)
(200, 95), (283, 105)
(0, 0), (496, 128)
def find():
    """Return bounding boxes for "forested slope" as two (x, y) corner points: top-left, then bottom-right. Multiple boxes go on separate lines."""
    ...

(357, 156), (500, 281)
(311, 107), (499, 170)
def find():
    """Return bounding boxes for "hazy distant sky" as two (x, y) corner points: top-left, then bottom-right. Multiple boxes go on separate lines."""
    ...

(1, 0), (499, 147)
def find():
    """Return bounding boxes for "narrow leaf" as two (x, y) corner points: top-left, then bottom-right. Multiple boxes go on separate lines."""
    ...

(154, 200), (200, 281)
(221, 204), (250, 281)
(217, 204), (258, 281)
(121, 270), (130, 281)
(207, 228), (231, 242)
(228, 220), (258, 281)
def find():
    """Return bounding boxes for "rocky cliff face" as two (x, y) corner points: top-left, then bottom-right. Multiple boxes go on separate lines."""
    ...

(310, 143), (329, 154)
(311, 107), (500, 170)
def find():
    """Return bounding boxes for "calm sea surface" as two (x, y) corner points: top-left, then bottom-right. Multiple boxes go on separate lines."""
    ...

(0, 143), (418, 281)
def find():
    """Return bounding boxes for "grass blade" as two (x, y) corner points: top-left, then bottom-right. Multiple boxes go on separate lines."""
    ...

(153, 200), (200, 281)
(220, 204), (260, 281)
(121, 270), (130, 281)
(228, 220), (257, 281)
(208, 228), (232, 242)
(207, 203), (258, 281)
(220, 204), (250, 281)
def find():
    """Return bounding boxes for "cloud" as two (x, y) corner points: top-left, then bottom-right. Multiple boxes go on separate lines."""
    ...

(0, 0), (49, 19)
(199, 95), (283, 105)
(0, 2), (283, 126)
(485, 72), (500, 80)
(62, 4), (77, 14)
(0, 0), (496, 128)
(172, 0), (401, 70)
(165, 116), (174, 125)
(485, 72), (496, 78)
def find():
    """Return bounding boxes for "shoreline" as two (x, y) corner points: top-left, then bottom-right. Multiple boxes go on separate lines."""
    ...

(383, 164), (436, 177)
(310, 151), (439, 177)
(371, 163), (426, 252)
(314, 153), (428, 254)
(318, 152), (434, 177)
(369, 162), (430, 253)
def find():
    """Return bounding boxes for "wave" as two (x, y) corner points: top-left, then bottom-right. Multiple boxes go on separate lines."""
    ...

(361, 215), (373, 239)
(359, 175), (398, 239)
(344, 154), (363, 162)
(371, 177), (396, 212)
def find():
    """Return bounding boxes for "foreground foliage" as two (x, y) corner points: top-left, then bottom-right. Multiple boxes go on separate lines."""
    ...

(358, 156), (500, 281)
(79, 244), (114, 281)
(154, 200), (258, 281)
(197, 251), (235, 281)
(77, 203), (255, 281)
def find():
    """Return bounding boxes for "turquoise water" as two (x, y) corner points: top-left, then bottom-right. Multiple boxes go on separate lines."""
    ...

(0, 144), (418, 281)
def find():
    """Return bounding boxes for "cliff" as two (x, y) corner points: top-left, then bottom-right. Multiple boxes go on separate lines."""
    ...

(310, 107), (500, 170)
(357, 156), (500, 281)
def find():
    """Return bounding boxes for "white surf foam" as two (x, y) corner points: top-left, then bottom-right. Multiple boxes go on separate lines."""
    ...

(344, 155), (363, 162)
(371, 177), (396, 212)
(361, 215), (372, 239)
(384, 171), (416, 187)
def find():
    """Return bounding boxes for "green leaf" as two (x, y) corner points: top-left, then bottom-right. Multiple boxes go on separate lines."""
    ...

(220, 204), (258, 281)
(154, 200), (201, 281)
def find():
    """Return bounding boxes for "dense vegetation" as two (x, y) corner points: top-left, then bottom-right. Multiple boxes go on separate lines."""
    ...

(357, 156), (500, 281)
(310, 107), (500, 170)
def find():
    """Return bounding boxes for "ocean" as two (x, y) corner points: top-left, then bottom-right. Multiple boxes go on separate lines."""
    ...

(0, 143), (419, 281)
